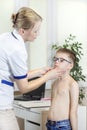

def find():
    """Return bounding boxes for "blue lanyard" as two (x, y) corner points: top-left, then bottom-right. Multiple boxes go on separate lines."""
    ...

(11, 32), (18, 40)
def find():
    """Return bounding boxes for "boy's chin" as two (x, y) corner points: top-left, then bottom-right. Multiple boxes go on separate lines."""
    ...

(54, 66), (62, 71)
(53, 65), (58, 68)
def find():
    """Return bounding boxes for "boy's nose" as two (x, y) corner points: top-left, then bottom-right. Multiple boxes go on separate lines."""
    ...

(54, 62), (59, 67)
(55, 60), (60, 64)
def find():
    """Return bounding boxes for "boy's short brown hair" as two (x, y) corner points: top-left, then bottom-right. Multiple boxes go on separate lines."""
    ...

(56, 48), (76, 66)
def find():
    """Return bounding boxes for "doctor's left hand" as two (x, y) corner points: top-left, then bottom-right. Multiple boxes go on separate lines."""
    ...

(39, 66), (52, 76)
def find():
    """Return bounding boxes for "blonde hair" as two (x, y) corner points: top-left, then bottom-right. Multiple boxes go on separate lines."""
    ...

(11, 7), (42, 30)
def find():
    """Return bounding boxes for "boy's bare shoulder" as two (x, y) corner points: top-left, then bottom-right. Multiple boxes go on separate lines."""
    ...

(69, 78), (79, 97)
(70, 77), (79, 89)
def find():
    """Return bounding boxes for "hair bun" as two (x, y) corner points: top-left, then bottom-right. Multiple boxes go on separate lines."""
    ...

(11, 14), (16, 24)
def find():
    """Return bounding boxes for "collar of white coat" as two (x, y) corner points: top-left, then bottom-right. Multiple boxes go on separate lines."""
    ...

(12, 29), (24, 43)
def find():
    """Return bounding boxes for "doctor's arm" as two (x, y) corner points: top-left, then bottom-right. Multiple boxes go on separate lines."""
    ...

(15, 68), (62, 94)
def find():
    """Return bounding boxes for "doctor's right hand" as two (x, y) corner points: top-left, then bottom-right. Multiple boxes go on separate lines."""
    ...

(43, 67), (65, 81)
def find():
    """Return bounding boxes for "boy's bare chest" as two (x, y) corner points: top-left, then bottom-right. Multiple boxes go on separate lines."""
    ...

(54, 82), (70, 96)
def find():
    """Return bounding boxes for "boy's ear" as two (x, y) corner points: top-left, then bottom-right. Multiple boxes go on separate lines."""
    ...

(69, 63), (73, 70)
(67, 62), (73, 70)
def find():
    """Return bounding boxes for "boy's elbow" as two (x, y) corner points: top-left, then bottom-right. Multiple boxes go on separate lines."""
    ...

(70, 109), (78, 118)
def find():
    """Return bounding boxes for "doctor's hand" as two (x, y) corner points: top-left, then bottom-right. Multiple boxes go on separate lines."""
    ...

(42, 67), (65, 81)
(38, 66), (52, 76)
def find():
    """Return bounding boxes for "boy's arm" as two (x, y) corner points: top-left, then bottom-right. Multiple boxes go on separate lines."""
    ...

(51, 81), (56, 102)
(70, 82), (79, 130)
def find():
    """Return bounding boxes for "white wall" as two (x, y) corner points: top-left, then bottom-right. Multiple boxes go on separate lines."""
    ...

(29, 0), (47, 69)
(56, 0), (87, 86)
(57, 0), (87, 75)
(0, 0), (14, 33)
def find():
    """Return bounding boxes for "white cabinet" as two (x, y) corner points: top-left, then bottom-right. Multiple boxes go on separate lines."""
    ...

(78, 105), (86, 130)
(25, 120), (40, 130)
(24, 108), (42, 130)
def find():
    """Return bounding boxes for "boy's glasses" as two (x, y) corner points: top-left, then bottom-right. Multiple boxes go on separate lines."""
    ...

(53, 57), (72, 64)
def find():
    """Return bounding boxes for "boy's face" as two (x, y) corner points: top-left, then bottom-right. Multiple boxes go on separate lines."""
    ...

(53, 52), (73, 71)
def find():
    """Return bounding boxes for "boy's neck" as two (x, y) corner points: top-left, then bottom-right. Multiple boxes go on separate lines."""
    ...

(59, 71), (70, 81)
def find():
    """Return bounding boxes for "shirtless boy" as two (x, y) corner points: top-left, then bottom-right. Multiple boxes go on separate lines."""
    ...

(46, 48), (79, 130)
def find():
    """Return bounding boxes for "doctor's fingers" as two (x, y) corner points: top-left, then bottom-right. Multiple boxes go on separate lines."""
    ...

(44, 69), (62, 80)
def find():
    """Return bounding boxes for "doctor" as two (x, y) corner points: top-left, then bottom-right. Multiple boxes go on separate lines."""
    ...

(0, 7), (64, 130)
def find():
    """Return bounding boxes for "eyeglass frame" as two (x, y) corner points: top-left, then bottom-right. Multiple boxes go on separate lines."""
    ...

(53, 57), (72, 64)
